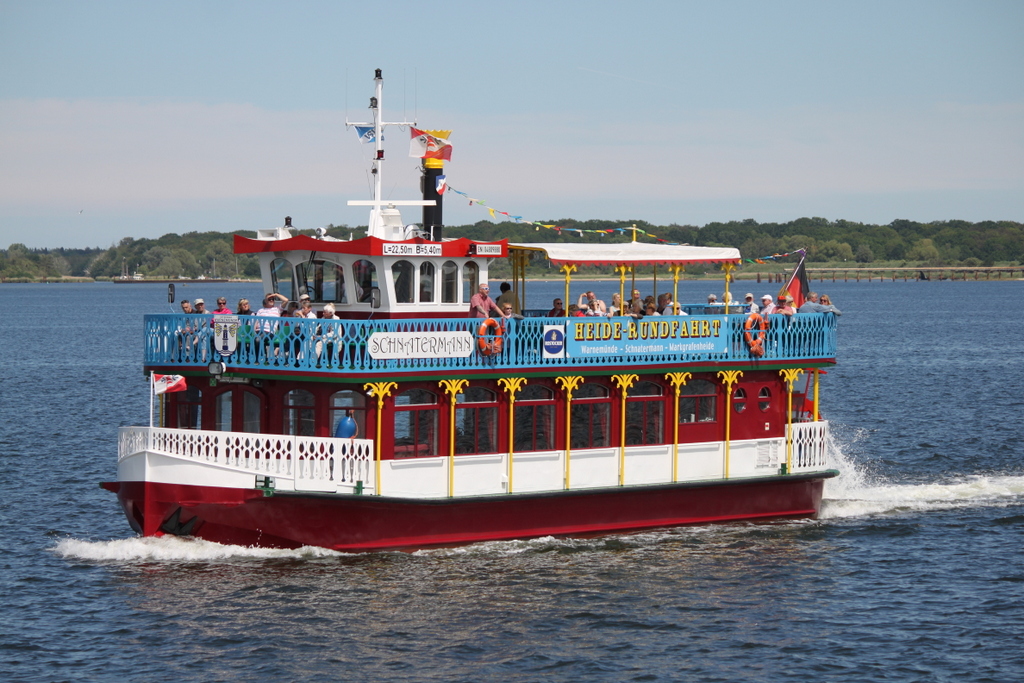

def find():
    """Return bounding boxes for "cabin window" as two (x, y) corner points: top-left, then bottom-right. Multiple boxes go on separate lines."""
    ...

(758, 387), (772, 412)
(455, 387), (498, 454)
(174, 386), (202, 429)
(441, 261), (459, 303)
(392, 260), (414, 304)
(270, 258), (295, 301)
(215, 392), (232, 431)
(284, 389), (315, 436)
(353, 259), (378, 303)
(419, 262), (435, 303)
(679, 379), (717, 424)
(394, 389), (438, 458)
(625, 380), (665, 445)
(214, 388), (263, 433)
(330, 390), (366, 439)
(733, 388), (747, 413)
(570, 382), (611, 449)
(514, 384), (556, 452)
(462, 261), (479, 303)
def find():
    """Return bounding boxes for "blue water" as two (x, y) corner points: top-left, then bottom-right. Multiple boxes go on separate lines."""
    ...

(2, 278), (1023, 682)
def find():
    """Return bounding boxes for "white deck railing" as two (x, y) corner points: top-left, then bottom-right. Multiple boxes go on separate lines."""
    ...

(789, 421), (829, 472)
(119, 426), (375, 494)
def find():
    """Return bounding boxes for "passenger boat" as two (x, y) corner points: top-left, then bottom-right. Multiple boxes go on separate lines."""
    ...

(102, 70), (838, 551)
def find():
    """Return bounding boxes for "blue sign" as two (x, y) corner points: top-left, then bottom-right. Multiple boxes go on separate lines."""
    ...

(542, 325), (565, 358)
(564, 316), (729, 357)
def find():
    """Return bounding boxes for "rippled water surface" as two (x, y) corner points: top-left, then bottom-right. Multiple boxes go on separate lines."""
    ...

(2, 278), (1023, 682)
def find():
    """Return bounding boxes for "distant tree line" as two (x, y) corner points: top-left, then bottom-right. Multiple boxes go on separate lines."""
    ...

(2, 217), (1022, 281)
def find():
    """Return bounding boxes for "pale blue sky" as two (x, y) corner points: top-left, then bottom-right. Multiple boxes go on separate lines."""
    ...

(1, 0), (1022, 248)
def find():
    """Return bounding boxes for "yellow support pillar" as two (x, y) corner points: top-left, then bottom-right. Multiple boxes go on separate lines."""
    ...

(614, 264), (631, 315)
(555, 375), (584, 489)
(716, 370), (744, 479)
(779, 369), (805, 474)
(439, 379), (469, 498)
(363, 381), (398, 495)
(813, 368), (820, 422)
(560, 264), (577, 315)
(665, 372), (693, 482)
(612, 374), (639, 486)
(497, 377), (527, 493)
(668, 264), (684, 314)
(722, 263), (736, 311)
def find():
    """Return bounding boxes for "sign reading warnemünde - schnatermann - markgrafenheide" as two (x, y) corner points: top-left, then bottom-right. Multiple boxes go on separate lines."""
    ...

(564, 316), (729, 357)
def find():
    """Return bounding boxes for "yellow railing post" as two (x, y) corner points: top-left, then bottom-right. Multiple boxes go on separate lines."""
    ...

(665, 372), (693, 482)
(615, 264), (631, 314)
(716, 370), (743, 479)
(813, 368), (820, 422)
(497, 377), (527, 493)
(438, 379), (469, 498)
(779, 369), (805, 474)
(611, 374), (638, 486)
(363, 381), (397, 495)
(668, 264), (684, 313)
(555, 375), (584, 489)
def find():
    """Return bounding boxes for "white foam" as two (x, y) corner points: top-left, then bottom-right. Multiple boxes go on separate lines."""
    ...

(52, 535), (343, 563)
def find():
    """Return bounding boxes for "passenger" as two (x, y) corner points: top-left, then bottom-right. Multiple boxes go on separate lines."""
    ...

(643, 302), (660, 316)
(774, 295), (796, 317)
(193, 298), (207, 314)
(567, 304), (581, 317)
(759, 294), (777, 315)
(236, 298), (253, 315)
(180, 299), (193, 314)
(321, 303), (340, 320)
(283, 301), (300, 317)
(577, 291), (606, 315)
(469, 283), (502, 318)
(256, 293), (287, 317)
(496, 282), (521, 315)
(608, 292), (623, 316)
(547, 298), (565, 317)
(500, 303), (524, 321)
(574, 304), (589, 317)
(316, 303), (340, 364)
(657, 292), (675, 314)
(819, 294), (832, 306)
(212, 297), (232, 315)
(671, 303), (688, 316)
(333, 409), (359, 439)
(300, 299), (317, 319)
(742, 293), (760, 314)
(706, 293), (721, 314)
(628, 289), (644, 315)
(798, 292), (842, 315)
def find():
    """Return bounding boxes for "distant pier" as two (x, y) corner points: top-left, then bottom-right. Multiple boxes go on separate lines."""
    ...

(749, 266), (1024, 283)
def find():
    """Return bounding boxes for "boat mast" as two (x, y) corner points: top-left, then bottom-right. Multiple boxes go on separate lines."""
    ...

(346, 68), (432, 239)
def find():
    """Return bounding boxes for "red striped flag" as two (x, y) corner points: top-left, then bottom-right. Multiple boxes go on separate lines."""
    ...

(153, 374), (187, 395)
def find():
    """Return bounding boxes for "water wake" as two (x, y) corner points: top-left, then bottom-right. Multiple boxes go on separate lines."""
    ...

(52, 535), (342, 563)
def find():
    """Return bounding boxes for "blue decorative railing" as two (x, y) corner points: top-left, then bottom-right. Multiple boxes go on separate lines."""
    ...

(145, 313), (837, 374)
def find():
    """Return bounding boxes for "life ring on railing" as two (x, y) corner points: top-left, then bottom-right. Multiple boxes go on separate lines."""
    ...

(743, 312), (767, 357)
(476, 318), (504, 356)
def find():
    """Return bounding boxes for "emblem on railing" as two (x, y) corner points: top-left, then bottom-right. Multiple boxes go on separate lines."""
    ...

(214, 315), (239, 357)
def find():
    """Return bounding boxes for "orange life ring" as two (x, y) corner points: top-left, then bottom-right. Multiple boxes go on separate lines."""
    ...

(743, 312), (767, 357)
(476, 318), (504, 356)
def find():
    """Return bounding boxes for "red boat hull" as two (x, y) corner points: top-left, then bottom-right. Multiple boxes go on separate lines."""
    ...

(102, 472), (834, 552)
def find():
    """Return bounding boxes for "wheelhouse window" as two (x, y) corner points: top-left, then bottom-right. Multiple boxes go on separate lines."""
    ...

(330, 390), (366, 439)
(570, 382), (611, 449)
(301, 260), (346, 304)
(392, 260), (414, 304)
(625, 380), (665, 445)
(270, 258), (295, 301)
(514, 384), (556, 452)
(441, 260), (459, 303)
(419, 262), (435, 303)
(462, 261), (479, 303)
(174, 386), (202, 429)
(353, 259), (378, 303)
(284, 389), (315, 436)
(455, 387), (498, 454)
(394, 389), (438, 458)
(679, 379), (717, 424)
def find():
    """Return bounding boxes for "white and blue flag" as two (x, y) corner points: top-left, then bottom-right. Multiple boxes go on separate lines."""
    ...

(354, 126), (378, 143)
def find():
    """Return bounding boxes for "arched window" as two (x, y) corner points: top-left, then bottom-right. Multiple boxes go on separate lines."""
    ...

(305, 260), (347, 303)
(419, 262), (435, 303)
(455, 387), (498, 454)
(353, 259), (377, 303)
(733, 387), (747, 413)
(330, 390), (366, 439)
(758, 387), (772, 412)
(215, 391), (232, 432)
(570, 382), (611, 449)
(626, 380), (665, 445)
(679, 379), (717, 424)
(270, 258), (295, 301)
(441, 261), (459, 303)
(214, 388), (263, 433)
(392, 260), (414, 303)
(462, 261), (479, 303)
(514, 384), (556, 452)
(394, 389), (438, 458)
(284, 389), (315, 436)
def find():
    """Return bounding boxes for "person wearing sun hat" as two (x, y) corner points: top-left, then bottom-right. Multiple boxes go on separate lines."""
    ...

(742, 292), (759, 314)
(760, 294), (777, 315)
(192, 298), (207, 314)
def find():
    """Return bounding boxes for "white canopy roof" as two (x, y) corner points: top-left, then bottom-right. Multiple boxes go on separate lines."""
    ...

(508, 242), (741, 266)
